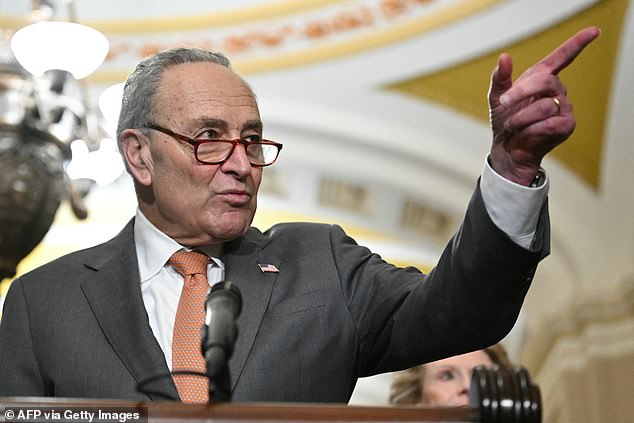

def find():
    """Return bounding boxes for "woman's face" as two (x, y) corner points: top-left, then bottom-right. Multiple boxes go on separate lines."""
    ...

(419, 350), (493, 407)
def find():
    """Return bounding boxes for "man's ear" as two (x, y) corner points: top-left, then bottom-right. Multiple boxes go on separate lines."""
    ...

(120, 129), (153, 186)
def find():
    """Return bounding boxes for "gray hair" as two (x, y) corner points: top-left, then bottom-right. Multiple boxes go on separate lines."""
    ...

(115, 48), (235, 148)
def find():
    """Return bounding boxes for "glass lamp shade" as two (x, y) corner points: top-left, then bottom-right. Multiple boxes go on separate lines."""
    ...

(98, 82), (124, 138)
(11, 21), (109, 79)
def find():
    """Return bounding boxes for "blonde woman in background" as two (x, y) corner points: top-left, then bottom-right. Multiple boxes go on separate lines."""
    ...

(389, 344), (512, 407)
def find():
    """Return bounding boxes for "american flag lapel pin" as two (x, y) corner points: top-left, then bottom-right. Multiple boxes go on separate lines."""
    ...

(258, 263), (279, 273)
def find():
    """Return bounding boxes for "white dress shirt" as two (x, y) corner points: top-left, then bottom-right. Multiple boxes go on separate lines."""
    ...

(480, 158), (548, 249)
(134, 156), (548, 369)
(134, 211), (224, 370)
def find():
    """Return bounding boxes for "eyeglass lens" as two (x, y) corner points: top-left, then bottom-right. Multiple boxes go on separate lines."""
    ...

(197, 141), (278, 165)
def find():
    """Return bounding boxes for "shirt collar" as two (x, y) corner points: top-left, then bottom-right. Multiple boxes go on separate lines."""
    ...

(134, 209), (182, 283)
(134, 210), (225, 283)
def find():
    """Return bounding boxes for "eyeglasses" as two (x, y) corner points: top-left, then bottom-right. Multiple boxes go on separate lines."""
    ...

(144, 123), (283, 167)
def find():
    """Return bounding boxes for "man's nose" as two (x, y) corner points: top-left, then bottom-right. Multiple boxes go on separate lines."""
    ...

(221, 142), (253, 175)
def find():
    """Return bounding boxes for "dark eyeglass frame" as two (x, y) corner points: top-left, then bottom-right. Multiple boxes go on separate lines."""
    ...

(144, 123), (283, 167)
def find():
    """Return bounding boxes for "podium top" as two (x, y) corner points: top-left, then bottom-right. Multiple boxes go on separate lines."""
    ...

(1, 397), (474, 423)
(0, 367), (540, 423)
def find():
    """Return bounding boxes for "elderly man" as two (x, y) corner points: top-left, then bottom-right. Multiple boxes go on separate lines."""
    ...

(0, 27), (599, 403)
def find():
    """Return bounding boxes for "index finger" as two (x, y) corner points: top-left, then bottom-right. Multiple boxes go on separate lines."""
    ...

(537, 26), (601, 75)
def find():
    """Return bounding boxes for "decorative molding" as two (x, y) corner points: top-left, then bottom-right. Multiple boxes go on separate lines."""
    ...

(519, 273), (634, 423)
(521, 273), (634, 373)
(79, 0), (504, 82)
(0, 1), (344, 31)
(319, 176), (372, 214)
(87, 0), (346, 33)
(400, 197), (451, 240)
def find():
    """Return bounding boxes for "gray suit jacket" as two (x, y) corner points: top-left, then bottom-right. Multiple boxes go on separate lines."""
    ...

(0, 186), (549, 402)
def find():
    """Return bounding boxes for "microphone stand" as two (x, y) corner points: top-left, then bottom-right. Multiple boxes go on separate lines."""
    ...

(201, 281), (242, 402)
(207, 360), (233, 402)
(203, 338), (233, 402)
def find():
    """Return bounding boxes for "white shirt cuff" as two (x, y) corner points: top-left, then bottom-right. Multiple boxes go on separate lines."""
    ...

(479, 158), (549, 249)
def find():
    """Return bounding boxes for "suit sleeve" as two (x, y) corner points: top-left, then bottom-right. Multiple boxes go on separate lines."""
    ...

(331, 182), (549, 376)
(0, 278), (48, 395)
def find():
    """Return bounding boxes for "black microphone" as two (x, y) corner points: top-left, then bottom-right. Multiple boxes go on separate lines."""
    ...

(201, 281), (242, 401)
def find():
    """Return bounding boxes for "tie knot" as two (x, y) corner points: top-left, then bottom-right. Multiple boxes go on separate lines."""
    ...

(169, 251), (209, 278)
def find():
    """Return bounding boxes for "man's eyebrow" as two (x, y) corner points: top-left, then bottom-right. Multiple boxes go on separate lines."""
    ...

(243, 119), (263, 132)
(188, 118), (262, 132)
(188, 118), (226, 130)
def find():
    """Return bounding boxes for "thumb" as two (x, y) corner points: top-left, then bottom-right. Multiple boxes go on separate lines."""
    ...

(488, 53), (513, 107)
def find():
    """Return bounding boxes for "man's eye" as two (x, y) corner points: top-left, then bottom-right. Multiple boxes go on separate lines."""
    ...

(243, 134), (262, 143)
(196, 130), (219, 140)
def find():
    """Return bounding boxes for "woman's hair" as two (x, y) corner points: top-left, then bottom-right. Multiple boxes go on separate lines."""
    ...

(388, 343), (512, 405)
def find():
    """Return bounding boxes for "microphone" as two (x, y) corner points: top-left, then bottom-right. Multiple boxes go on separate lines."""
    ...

(201, 281), (242, 401)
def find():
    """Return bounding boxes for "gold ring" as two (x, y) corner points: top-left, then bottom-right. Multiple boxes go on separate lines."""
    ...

(552, 97), (561, 115)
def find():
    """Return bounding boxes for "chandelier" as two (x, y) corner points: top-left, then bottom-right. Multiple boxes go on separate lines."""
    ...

(0, 0), (122, 280)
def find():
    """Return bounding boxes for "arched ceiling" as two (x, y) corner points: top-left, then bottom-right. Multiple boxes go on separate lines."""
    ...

(2, 0), (627, 199)
(387, 0), (629, 190)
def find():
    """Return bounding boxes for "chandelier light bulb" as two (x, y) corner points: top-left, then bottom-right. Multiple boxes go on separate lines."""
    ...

(11, 21), (109, 79)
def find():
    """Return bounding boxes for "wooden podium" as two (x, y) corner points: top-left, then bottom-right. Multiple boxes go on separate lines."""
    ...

(0, 367), (541, 423)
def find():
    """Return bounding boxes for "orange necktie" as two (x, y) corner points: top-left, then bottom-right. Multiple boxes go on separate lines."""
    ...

(169, 250), (210, 403)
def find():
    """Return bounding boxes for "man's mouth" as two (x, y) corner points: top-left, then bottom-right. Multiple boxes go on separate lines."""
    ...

(218, 190), (251, 206)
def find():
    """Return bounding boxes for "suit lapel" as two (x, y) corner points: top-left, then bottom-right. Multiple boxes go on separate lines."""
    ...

(80, 220), (179, 401)
(223, 229), (280, 391)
